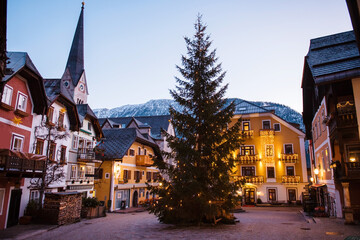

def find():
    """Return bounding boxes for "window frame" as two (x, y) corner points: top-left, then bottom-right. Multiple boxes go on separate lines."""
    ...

(265, 144), (274, 157)
(273, 123), (281, 132)
(58, 111), (65, 129)
(268, 188), (277, 202)
(284, 144), (294, 154)
(35, 138), (44, 155)
(47, 107), (54, 124)
(241, 166), (256, 176)
(72, 135), (79, 149)
(242, 121), (250, 131)
(71, 165), (77, 179)
(16, 91), (28, 112)
(286, 166), (295, 176)
(60, 145), (67, 164)
(240, 145), (255, 156)
(262, 120), (271, 130)
(11, 134), (24, 152)
(1, 84), (13, 106)
(267, 166), (275, 179)
(129, 149), (135, 156)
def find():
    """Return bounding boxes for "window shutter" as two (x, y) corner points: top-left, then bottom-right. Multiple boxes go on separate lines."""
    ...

(128, 170), (131, 180)
(140, 171), (142, 180)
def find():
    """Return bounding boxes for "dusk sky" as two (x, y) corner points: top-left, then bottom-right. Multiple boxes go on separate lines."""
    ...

(7, 1), (352, 113)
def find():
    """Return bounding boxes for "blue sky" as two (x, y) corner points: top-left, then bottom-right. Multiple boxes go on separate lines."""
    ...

(7, 1), (352, 113)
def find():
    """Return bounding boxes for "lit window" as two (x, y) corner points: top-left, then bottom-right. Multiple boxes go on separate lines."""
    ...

(49, 142), (56, 161)
(35, 139), (44, 155)
(268, 189), (277, 201)
(71, 165), (77, 179)
(240, 146), (255, 156)
(11, 134), (24, 151)
(58, 112), (65, 129)
(1, 85), (13, 105)
(16, 92), (27, 112)
(78, 166), (85, 179)
(242, 121), (250, 131)
(265, 145), (274, 157)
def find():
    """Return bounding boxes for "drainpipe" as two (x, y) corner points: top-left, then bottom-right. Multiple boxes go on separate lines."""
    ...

(109, 160), (115, 212)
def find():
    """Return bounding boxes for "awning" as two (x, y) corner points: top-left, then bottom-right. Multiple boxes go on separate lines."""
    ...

(0, 149), (47, 161)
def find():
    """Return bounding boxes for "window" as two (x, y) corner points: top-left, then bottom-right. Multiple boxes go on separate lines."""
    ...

(58, 112), (65, 129)
(78, 137), (85, 149)
(71, 165), (77, 179)
(284, 144), (293, 154)
(95, 168), (103, 179)
(153, 172), (159, 181)
(286, 166), (295, 176)
(138, 147), (141, 155)
(1, 85), (13, 105)
(78, 166), (85, 179)
(16, 92), (27, 111)
(48, 142), (56, 161)
(314, 123), (318, 139)
(0, 188), (5, 215)
(325, 148), (330, 170)
(11, 134), (24, 151)
(47, 107), (54, 124)
(274, 123), (280, 132)
(242, 121), (250, 131)
(60, 146), (66, 164)
(135, 171), (141, 182)
(123, 170), (131, 180)
(262, 120), (271, 130)
(240, 146), (255, 156)
(318, 117), (321, 133)
(144, 148), (147, 155)
(72, 135), (79, 149)
(35, 139), (44, 155)
(321, 110), (326, 130)
(242, 166), (255, 176)
(268, 189), (277, 201)
(30, 190), (39, 201)
(86, 166), (93, 177)
(267, 167), (275, 178)
(129, 149), (135, 156)
(88, 122), (92, 131)
(265, 144), (274, 157)
(146, 172), (152, 181)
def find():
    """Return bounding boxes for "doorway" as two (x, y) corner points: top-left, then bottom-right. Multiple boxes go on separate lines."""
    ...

(244, 188), (255, 205)
(7, 189), (22, 228)
(132, 191), (138, 207)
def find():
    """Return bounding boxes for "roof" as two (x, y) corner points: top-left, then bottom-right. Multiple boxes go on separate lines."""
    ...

(65, 4), (84, 86)
(99, 115), (171, 139)
(3, 52), (41, 82)
(100, 128), (157, 160)
(305, 30), (360, 84)
(232, 99), (272, 115)
(77, 104), (103, 138)
(3, 52), (47, 114)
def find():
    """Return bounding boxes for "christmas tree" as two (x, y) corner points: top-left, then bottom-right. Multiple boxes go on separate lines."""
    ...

(149, 15), (243, 224)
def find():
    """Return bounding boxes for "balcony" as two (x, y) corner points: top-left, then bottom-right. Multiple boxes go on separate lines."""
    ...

(0, 150), (46, 178)
(237, 154), (260, 164)
(136, 155), (153, 166)
(241, 130), (254, 138)
(327, 102), (357, 136)
(344, 162), (360, 180)
(237, 175), (264, 184)
(259, 129), (275, 137)
(282, 175), (300, 184)
(77, 148), (96, 163)
(280, 153), (298, 163)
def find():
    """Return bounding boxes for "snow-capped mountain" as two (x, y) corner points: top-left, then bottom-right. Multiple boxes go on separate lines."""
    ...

(94, 99), (304, 130)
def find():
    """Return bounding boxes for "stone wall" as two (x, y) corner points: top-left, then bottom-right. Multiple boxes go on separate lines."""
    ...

(42, 192), (82, 225)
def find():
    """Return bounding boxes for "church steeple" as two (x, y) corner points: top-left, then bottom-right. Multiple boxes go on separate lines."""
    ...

(65, 2), (84, 86)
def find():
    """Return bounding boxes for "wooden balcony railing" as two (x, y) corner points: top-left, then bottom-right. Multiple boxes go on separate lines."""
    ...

(0, 155), (46, 178)
(328, 109), (357, 135)
(237, 154), (260, 164)
(344, 162), (360, 179)
(282, 175), (300, 184)
(237, 175), (264, 184)
(260, 129), (275, 137)
(241, 130), (254, 138)
(77, 148), (96, 162)
(136, 155), (153, 166)
(280, 153), (298, 163)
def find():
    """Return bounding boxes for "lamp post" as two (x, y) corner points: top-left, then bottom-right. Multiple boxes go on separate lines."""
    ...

(314, 168), (319, 184)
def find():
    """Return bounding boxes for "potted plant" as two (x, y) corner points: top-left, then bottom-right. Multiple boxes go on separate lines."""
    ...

(19, 200), (39, 224)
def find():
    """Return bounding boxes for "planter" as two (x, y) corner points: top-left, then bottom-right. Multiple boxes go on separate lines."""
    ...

(82, 206), (106, 219)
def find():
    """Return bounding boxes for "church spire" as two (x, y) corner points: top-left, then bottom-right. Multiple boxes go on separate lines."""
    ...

(65, 2), (84, 86)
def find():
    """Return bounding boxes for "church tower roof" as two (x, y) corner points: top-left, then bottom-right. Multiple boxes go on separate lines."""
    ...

(65, 2), (84, 86)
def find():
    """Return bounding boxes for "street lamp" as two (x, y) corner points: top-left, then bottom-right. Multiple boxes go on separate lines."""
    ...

(314, 168), (319, 175)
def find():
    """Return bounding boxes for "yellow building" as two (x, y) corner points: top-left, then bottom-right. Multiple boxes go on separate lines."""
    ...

(230, 101), (308, 204)
(94, 118), (160, 211)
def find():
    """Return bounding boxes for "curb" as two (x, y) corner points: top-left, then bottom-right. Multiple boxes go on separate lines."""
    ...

(299, 210), (316, 224)
(16, 225), (59, 240)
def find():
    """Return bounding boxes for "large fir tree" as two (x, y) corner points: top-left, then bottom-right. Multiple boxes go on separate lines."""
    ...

(149, 16), (243, 224)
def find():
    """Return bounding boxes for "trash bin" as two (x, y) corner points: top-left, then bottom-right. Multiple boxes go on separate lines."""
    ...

(121, 200), (126, 209)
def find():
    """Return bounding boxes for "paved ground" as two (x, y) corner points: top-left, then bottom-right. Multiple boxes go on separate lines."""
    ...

(2, 207), (360, 240)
